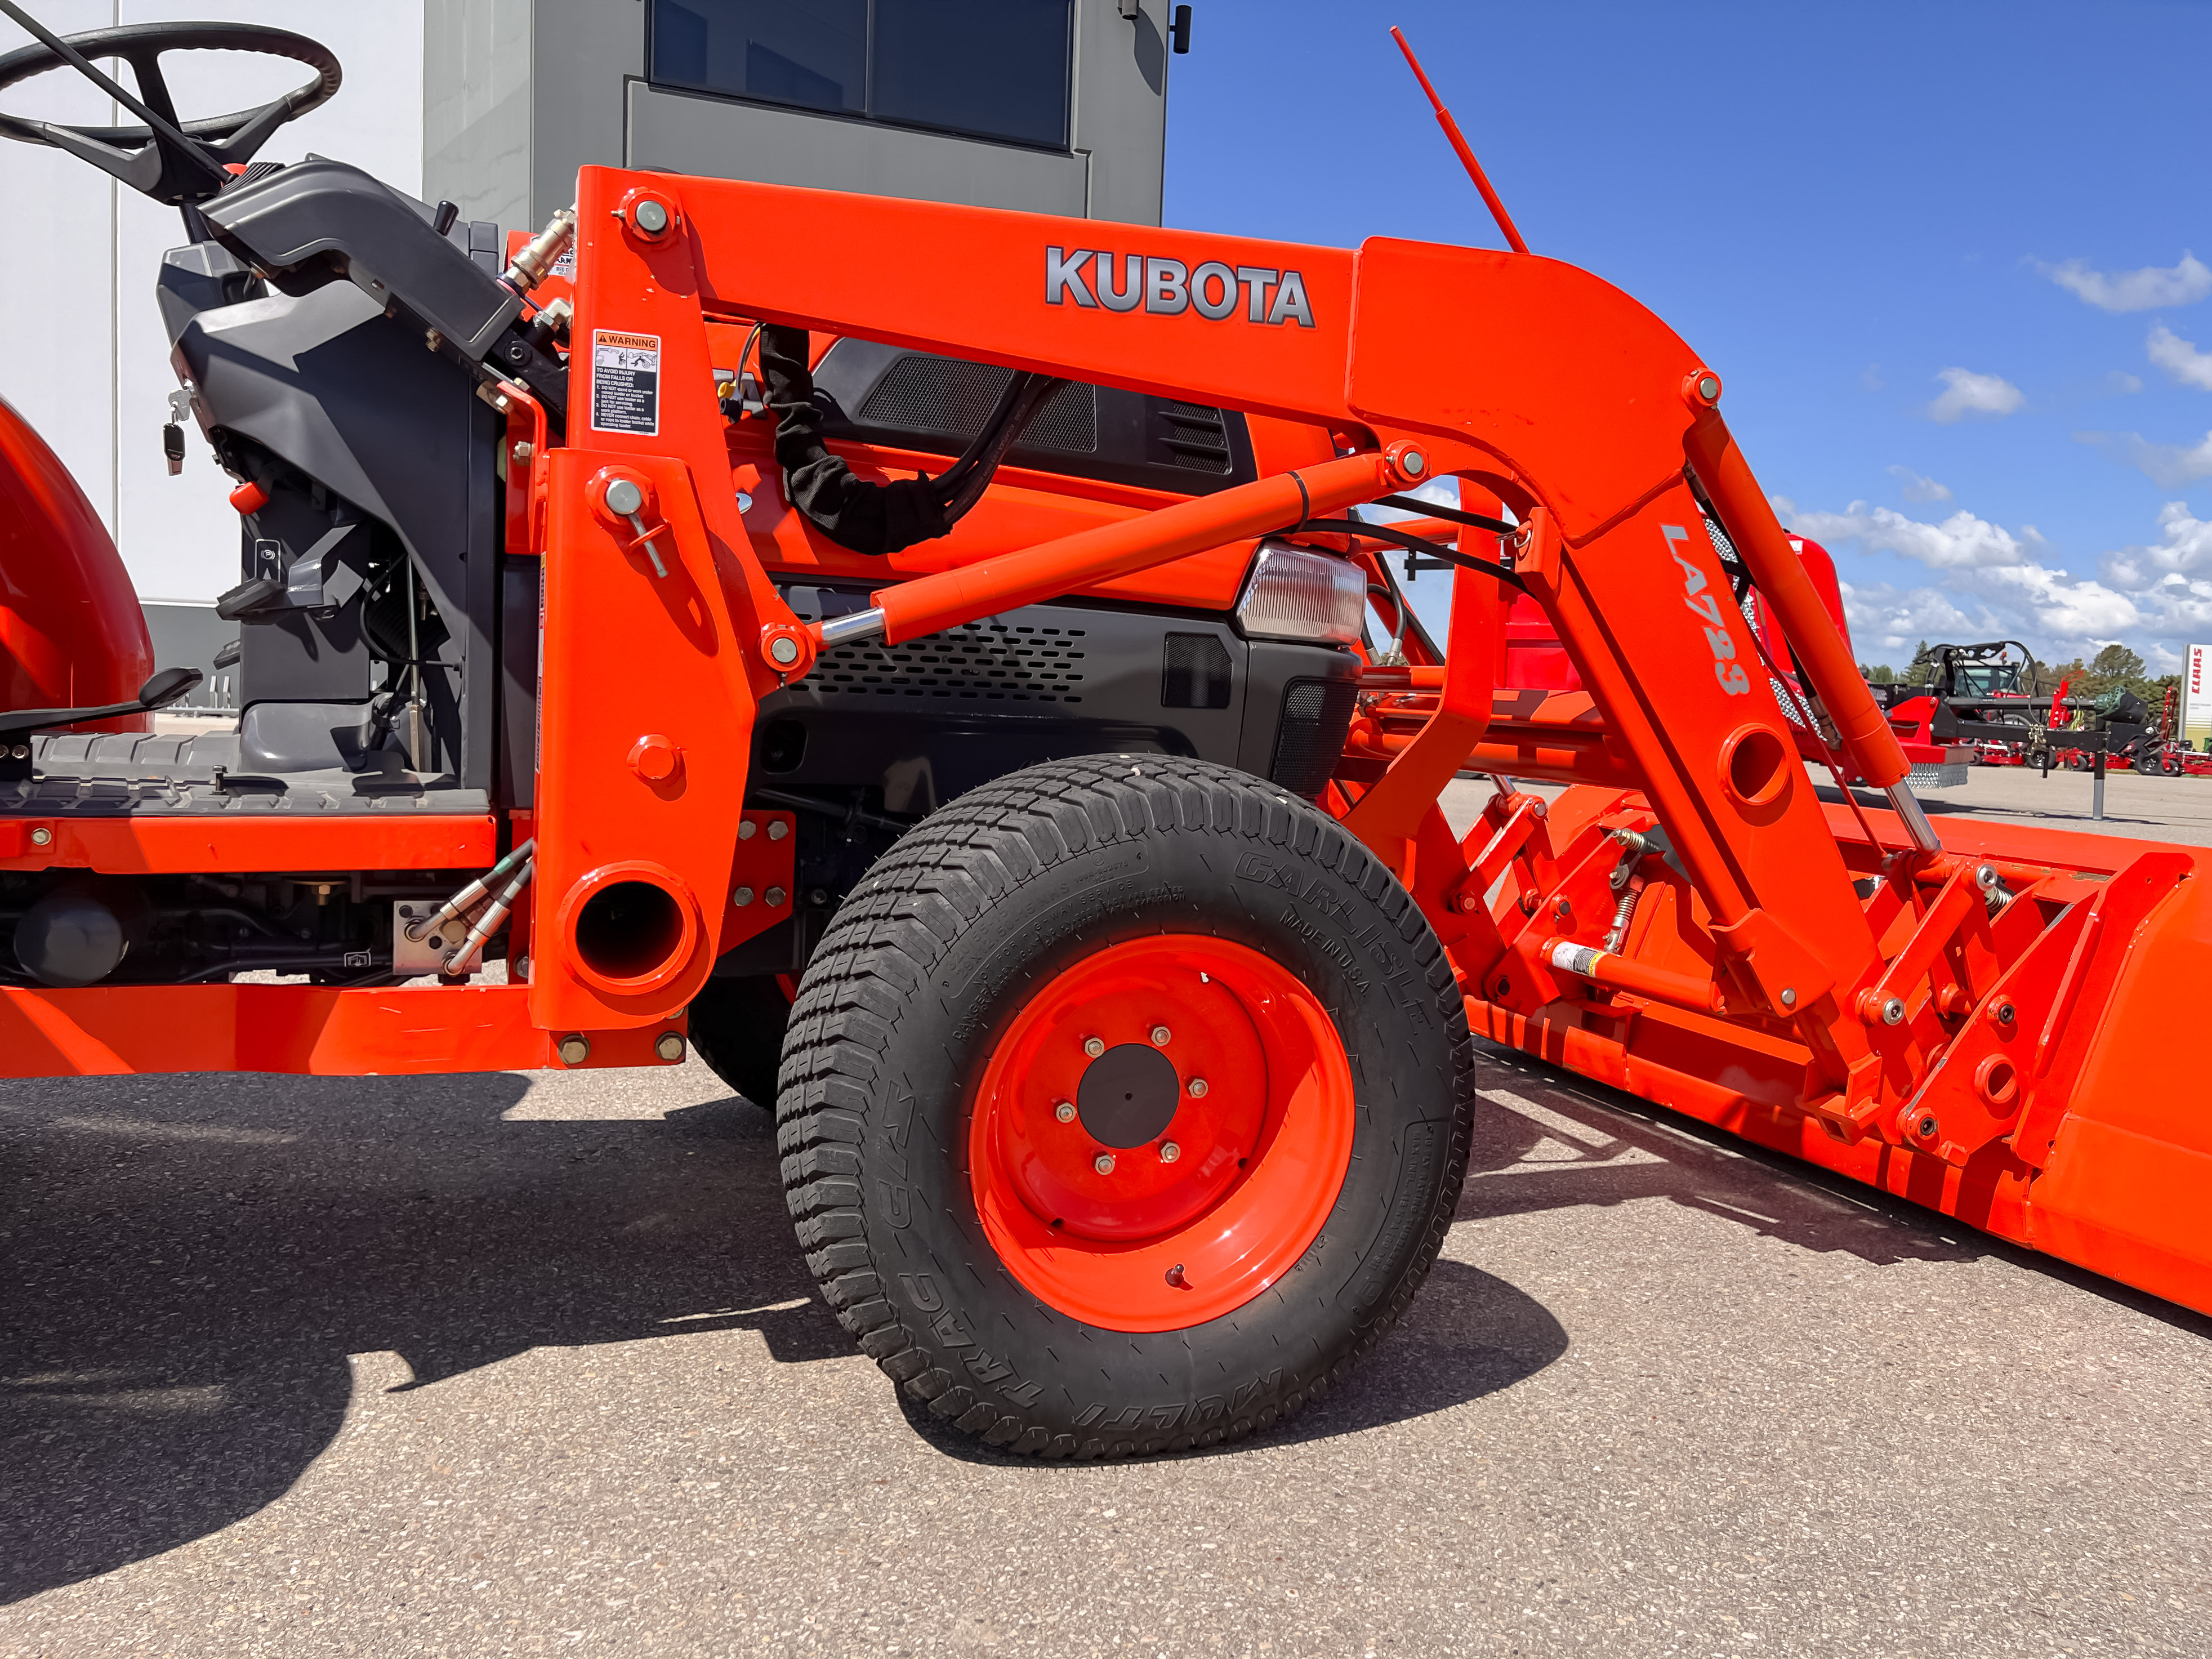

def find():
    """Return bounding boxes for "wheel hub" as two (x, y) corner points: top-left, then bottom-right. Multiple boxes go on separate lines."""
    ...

(967, 934), (1356, 1330)
(1077, 1042), (1180, 1147)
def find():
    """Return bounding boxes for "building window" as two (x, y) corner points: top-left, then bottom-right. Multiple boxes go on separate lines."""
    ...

(648, 0), (1073, 151)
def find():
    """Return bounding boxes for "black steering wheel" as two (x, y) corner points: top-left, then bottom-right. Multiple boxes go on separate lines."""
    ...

(0, 15), (339, 205)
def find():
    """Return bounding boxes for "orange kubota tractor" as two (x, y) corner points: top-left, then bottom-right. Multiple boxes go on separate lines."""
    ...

(1, 14), (2204, 1460)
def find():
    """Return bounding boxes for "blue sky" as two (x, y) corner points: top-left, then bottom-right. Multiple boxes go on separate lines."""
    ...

(1162, 1), (2212, 672)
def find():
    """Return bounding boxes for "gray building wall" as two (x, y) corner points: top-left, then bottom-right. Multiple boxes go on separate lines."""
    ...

(424, 0), (1170, 231)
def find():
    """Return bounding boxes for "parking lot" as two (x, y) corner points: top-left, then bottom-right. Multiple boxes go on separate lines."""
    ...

(3, 773), (2209, 1658)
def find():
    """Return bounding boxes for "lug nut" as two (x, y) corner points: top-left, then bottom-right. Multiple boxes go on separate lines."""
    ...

(1159, 1141), (1181, 1163)
(1083, 1036), (1105, 1059)
(1054, 1101), (1077, 1123)
(1188, 1078), (1208, 1098)
(1150, 1025), (1171, 1045)
(1093, 1153), (1116, 1175)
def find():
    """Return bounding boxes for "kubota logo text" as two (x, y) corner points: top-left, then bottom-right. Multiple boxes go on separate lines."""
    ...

(1046, 246), (1315, 327)
(1664, 524), (1751, 696)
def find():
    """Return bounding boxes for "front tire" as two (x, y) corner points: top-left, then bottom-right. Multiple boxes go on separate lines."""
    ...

(777, 755), (1474, 1457)
(688, 973), (793, 1106)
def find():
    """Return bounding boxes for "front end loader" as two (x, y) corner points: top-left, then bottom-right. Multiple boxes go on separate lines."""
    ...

(0, 13), (2202, 1459)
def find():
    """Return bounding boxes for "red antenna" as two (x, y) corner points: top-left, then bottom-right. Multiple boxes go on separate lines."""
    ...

(1390, 25), (1529, 255)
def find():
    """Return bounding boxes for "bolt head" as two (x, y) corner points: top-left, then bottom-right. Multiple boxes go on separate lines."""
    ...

(732, 886), (754, 907)
(765, 886), (787, 907)
(739, 819), (757, 840)
(655, 1032), (686, 1063)
(604, 477), (644, 516)
(1188, 1078), (1208, 1099)
(768, 634), (800, 666)
(631, 198), (670, 234)
(1093, 1153), (1116, 1175)
(28, 827), (51, 847)
(1083, 1036), (1105, 1059)
(558, 1034), (591, 1067)
(1780, 987), (1797, 1009)
(1997, 1002), (2015, 1024)
(1400, 448), (1426, 477)
(1054, 1101), (1077, 1123)
(1150, 1024), (1171, 1045)
(768, 819), (788, 841)
(1916, 1114), (1938, 1139)
(512, 440), (534, 463)
(1457, 893), (1478, 913)
(1159, 1141), (1181, 1163)
(1882, 997), (1907, 1025)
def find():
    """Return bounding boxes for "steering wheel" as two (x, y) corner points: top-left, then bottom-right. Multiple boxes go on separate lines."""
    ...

(0, 19), (340, 205)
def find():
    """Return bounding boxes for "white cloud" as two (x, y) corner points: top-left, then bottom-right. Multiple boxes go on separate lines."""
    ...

(2101, 502), (2212, 588)
(1885, 465), (1952, 503)
(2108, 371), (2144, 395)
(1787, 502), (2037, 569)
(2110, 430), (2212, 489)
(1787, 500), (2200, 662)
(2148, 324), (2212, 391)
(1928, 367), (2025, 423)
(2046, 252), (2212, 313)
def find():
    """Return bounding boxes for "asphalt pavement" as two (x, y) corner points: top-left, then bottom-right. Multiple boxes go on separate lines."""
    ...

(3, 771), (2209, 1657)
(6, 1056), (2209, 1655)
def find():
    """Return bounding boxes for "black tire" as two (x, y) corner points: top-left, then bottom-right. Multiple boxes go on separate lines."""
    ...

(687, 973), (793, 1106)
(776, 755), (1475, 1457)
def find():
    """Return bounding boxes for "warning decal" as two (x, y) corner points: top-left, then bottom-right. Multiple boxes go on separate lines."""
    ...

(590, 329), (661, 436)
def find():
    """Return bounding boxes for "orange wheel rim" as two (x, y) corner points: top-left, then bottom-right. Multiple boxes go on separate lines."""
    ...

(967, 935), (1355, 1332)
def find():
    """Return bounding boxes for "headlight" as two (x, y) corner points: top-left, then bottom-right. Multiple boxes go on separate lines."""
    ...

(1234, 540), (1364, 646)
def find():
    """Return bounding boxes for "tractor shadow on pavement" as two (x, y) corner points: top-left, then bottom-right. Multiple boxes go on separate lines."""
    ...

(1455, 1044), (1991, 1267)
(1457, 1042), (2212, 1343)
(895, 1252), (1570, 1466)
(0, 1070), (846, 1605)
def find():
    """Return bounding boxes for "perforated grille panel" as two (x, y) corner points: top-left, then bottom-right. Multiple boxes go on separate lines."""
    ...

(1156, 402), (1232, 474)
(815, 621), (1089, 702)
(1269, 677), (1359, 796)
(857, 357), (1100, 454)
(1161, 633), (1233, 708)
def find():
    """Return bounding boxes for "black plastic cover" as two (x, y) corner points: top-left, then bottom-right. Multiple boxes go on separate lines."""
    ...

(198, 157), (521, 360)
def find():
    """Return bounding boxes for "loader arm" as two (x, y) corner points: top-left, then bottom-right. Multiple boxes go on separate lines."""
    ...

(545, 167), (1907, 1116)
(520, 166), (2209, 1312)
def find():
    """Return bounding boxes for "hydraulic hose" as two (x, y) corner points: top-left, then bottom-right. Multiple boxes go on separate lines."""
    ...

(757, 326), (1066, 556)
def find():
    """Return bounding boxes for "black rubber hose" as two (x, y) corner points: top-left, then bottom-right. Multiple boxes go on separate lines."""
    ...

(757, 327), (1067, 556)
